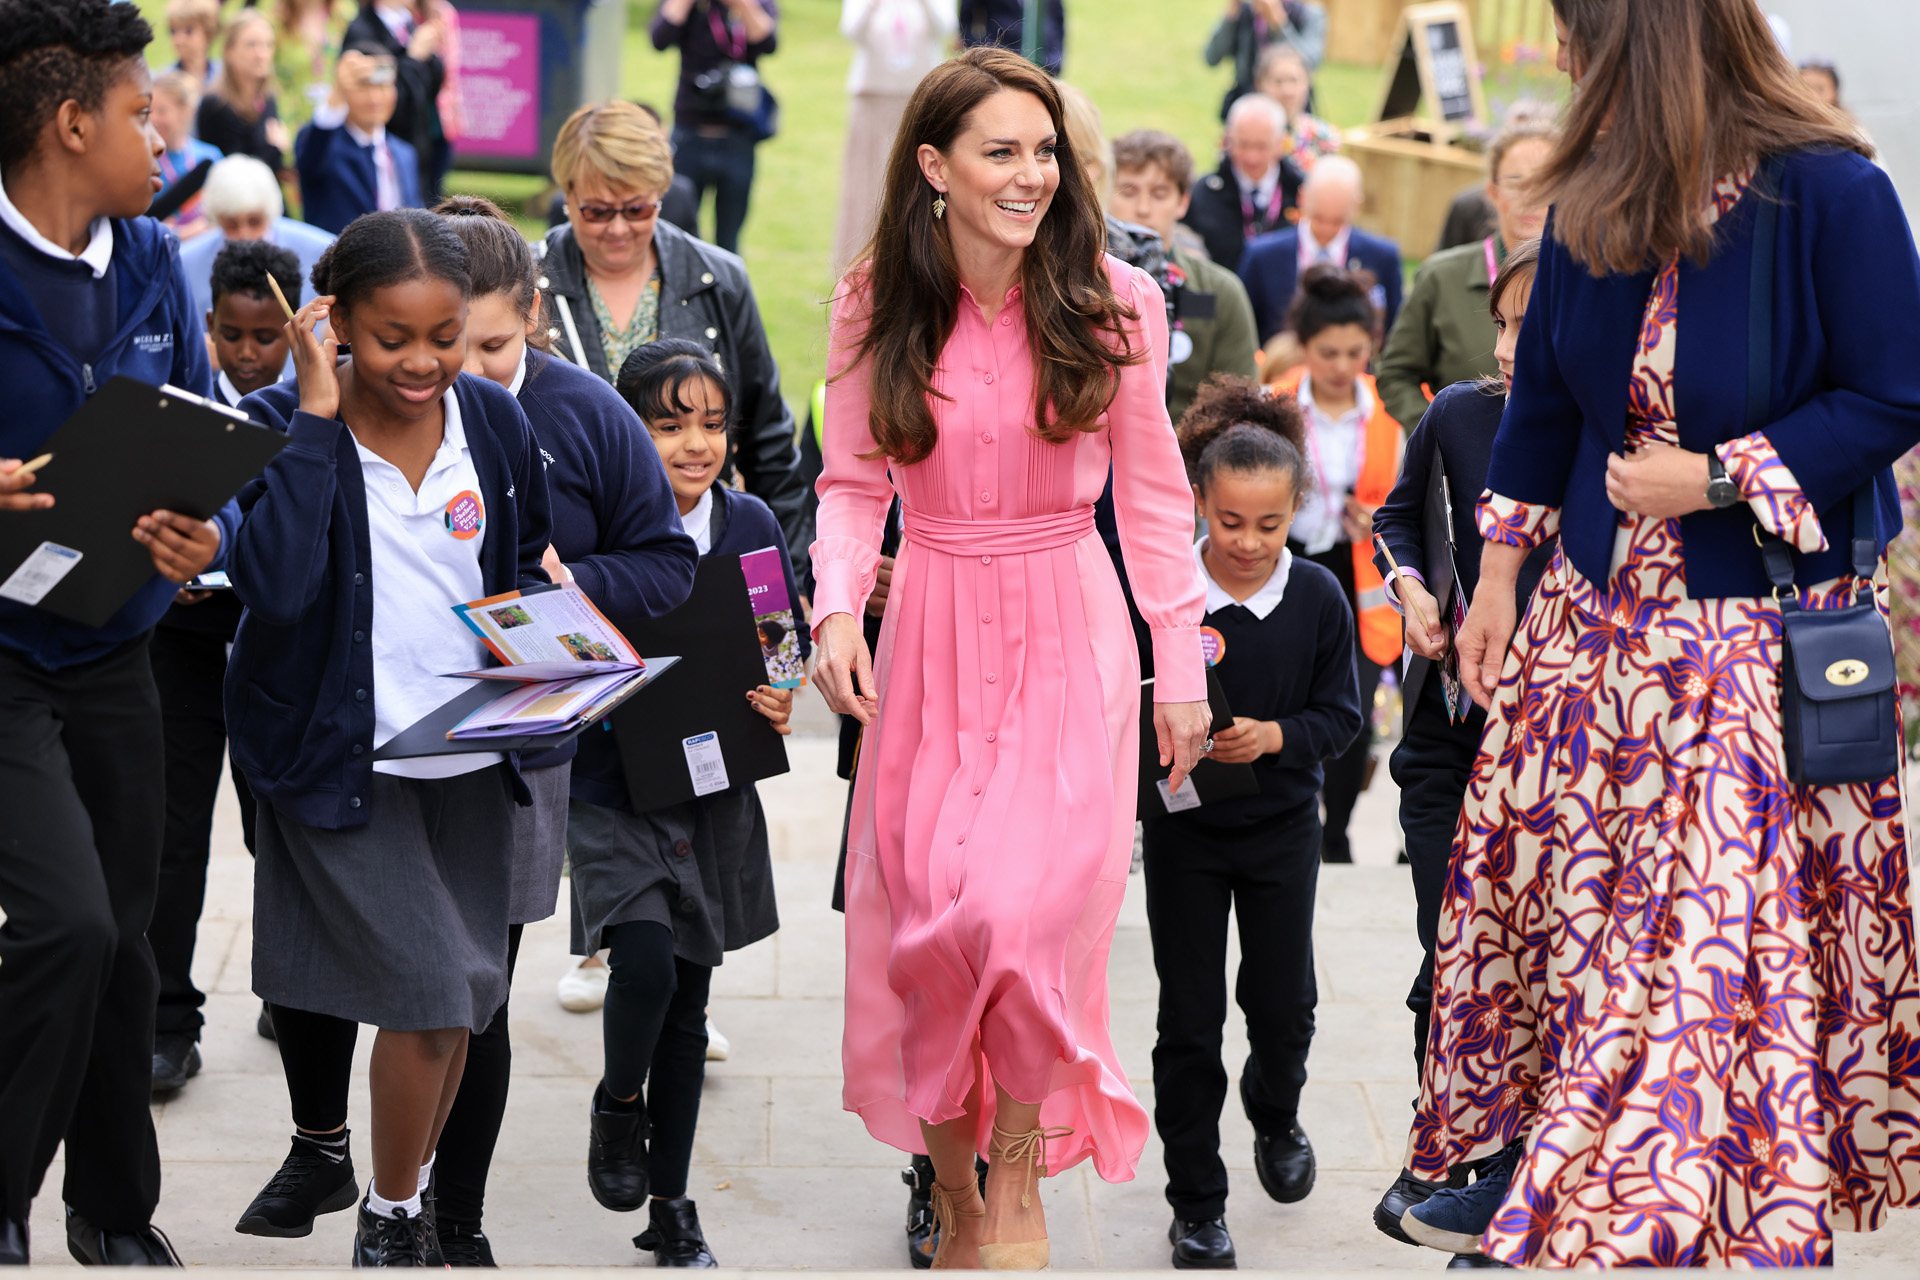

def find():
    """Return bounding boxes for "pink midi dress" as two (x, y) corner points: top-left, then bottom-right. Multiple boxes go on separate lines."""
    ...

(811, 257), (1207, 1182)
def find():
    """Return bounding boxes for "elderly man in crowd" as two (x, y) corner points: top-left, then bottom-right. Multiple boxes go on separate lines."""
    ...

(1181, 92), (1303, 274)
(177, 154), (336, 321)
(1238, 154), (1401, 343)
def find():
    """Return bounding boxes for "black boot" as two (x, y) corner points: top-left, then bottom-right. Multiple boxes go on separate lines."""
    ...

(1250, 1119), (1316, 1204)
(350, 1197), (434, 1267)
(64, 1209), (181, 1266)
(902, 1155), (936, 1269)
(235, 1131), (360, 1237)
(635, 1198), (716, 1268)
(0, 1218), (24, 1266)
(587, 1084), (648, 1211)
(1169, 1218), (1236, 1270)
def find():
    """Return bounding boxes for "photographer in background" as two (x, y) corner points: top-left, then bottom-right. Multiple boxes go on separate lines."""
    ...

(1207, 0), (1328, 118)
(651, 0), (778, 254)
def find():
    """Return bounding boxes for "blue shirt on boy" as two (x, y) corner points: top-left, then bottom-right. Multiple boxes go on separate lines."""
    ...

(0, 175), (232, 671)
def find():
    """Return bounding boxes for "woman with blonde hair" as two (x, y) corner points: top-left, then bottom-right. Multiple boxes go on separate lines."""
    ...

(197, 8), (289, 171)
(814, 46), (1211, 1269)
(1400, 0), (1920, 1265)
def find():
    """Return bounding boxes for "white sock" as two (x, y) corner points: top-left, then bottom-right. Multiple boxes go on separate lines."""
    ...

(367, 1187), (423, 1220)
(417, 1152), (436, 1194)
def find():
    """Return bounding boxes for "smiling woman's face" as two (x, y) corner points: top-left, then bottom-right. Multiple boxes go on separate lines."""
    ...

(919, 88), (1062, 264)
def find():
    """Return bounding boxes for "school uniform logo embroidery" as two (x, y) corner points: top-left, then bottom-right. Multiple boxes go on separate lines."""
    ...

(131, 333), (173, 353)
(444, 491), (485, 540)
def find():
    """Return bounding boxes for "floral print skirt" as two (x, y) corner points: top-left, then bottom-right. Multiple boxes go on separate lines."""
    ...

(1408, 550), (1920, 1266)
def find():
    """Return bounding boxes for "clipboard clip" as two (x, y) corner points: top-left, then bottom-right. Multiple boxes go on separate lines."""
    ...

(159, 382), (252, 425)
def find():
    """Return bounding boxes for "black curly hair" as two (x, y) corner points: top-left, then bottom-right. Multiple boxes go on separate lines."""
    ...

(1176, 373), (1312, 499)
(0, 0), (153, 172)
(309, 208), (471, 315)
(210, 239), (304, 314)
(616, 338), (734, 437)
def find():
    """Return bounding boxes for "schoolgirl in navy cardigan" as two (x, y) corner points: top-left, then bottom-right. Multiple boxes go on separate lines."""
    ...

(224, 210), (552, 1267)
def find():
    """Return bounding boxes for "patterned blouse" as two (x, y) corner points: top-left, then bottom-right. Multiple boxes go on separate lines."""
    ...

(588, 270), (662, 382)
(1283, 113), (1342, 171)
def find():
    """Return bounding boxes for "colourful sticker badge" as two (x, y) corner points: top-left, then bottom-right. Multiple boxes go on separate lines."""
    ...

(445, 491), (485, 541)
(1199, 625), (1226, 667)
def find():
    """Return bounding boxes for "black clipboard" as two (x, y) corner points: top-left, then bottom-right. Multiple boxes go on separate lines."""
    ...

(371, 655), (680, 759)
(1136, 667), (1260, 819)
(611, 554), (792, 813)
(0, 377), (287, 627)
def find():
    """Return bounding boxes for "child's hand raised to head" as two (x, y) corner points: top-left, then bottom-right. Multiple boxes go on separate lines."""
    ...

(748, 685), (794, 736)
(286, 295), (341, 419)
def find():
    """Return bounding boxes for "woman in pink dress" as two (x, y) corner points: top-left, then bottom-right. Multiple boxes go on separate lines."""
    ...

(811, 46), (1211, 1270)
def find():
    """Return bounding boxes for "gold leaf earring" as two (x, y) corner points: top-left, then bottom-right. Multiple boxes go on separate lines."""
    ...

(933, 193), (947, 220)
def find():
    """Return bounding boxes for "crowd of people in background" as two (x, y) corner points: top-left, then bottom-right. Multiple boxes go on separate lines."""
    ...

(1, 0), (1916, 1275)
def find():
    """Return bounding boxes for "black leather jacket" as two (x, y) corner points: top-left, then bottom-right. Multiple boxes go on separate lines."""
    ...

(534, 221), (811, 583)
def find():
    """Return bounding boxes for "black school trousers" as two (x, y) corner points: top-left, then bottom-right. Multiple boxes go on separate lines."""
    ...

(1142, 801), (1320, 1222)
(0, 635), (165, 1230)
(149, 624), (257, 1040)
(1389, 674), (1486, 1071)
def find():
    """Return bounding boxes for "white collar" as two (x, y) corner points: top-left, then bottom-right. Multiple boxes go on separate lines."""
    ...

(1194, 537), (1291, 621)
(507, 346), (529, 398)
(1235, 162), (1278, 200)
(680, 486), (715, 551)
(1299, 221), (1351, 260)
(217, 369), (246, 407)
(345, 119), (390, 149)
(0, 167), (114, 279)
(350, 383), (467, 464)
(1297, 370), (1372, 424)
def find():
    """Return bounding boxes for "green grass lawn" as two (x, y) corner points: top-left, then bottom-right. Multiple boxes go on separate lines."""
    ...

(132, 1), (1441, 410)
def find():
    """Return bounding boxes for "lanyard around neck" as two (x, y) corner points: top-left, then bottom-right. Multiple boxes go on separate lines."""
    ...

(709, 4), (747, 59)
(1239, 174), (1283, 240)
(1483, 236), (1501, 286)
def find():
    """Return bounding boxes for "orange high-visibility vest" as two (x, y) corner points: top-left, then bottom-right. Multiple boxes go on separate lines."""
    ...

(1273, 368), (1404, 667)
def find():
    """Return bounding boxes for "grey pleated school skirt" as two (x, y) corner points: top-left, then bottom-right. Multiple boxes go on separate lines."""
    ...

(566, 788), (778, 969)
(508, 761), (571, 924)
(252, 768), (514, 1032)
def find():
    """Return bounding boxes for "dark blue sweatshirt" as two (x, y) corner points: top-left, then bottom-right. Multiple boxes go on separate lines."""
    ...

(1166, 555), (1362, 830)
(224, 373), (552, 829)
(0, 213), (233, 670)
(573, 483), (809, 812)
(1369, 380), (1558, 718)
(517, 348), (699, 768)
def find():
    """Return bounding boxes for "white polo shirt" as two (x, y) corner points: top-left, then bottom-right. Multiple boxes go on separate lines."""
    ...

(358, 389), (502, 779)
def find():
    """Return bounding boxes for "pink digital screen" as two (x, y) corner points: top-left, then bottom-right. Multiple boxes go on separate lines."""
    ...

(456, 12), (541, 160)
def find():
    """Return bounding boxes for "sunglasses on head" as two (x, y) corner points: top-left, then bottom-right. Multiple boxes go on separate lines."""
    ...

(573, 197), (662, 224)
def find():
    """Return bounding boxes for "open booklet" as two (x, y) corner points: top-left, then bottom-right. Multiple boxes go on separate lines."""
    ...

(442, 582), (648, 740)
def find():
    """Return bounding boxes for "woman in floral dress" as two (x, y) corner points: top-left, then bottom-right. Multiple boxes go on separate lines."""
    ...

(1398, 0), (1920, 1266)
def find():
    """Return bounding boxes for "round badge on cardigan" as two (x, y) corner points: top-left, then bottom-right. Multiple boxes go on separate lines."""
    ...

(444, 490), (485, 541)
(1199, 626), (1226, 667)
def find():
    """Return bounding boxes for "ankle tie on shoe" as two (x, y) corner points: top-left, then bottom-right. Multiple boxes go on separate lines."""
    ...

(929, 1179), (984, 1266)
(989, 1125), (1074, 1209)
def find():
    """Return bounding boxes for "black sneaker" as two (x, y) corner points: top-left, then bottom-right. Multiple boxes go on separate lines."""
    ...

(634, 1198), (716, 1268)
(1374, 1168), (1446, 1246)
(351, 1198), (433, 1268)
(436, 1221), (496, 1268)
(150, 1034), (201, 1096)
(235, 1132), (360, 1238)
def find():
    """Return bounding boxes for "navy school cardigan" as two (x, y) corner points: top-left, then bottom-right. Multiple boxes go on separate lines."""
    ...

(0, 214), (236, 671)
(517, 347), (699, 769)
(573, 482), (810, 812)
(224, 373), (553, 830)
(1489, 148), (1920, 595)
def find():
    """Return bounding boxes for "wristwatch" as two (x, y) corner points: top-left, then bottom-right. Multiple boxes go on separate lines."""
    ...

(1706, 451), (1741, 508)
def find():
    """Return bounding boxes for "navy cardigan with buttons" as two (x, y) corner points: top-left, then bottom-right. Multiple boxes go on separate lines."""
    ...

(1489, 148), (1920, 596)
(224, 373), (553, 830)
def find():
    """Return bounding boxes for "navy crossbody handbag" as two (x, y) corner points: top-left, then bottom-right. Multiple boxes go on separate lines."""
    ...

(1747, 157), (1902, 786)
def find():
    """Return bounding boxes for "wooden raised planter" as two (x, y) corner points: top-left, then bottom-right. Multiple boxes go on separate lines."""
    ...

(1344, 118), (1487, 256)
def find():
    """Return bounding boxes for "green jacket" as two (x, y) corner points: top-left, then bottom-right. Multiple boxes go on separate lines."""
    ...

(1376, 237), (1500, 432)
(1168, 247), (1260, 426)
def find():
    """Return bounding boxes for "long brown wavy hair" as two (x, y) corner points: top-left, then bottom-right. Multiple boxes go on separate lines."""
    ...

(1541, 0), (1868, 276)
(838, 46), (1139, 466)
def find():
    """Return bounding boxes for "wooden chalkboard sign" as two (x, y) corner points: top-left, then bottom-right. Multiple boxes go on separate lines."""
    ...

(1373, 1), (1488, 129)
